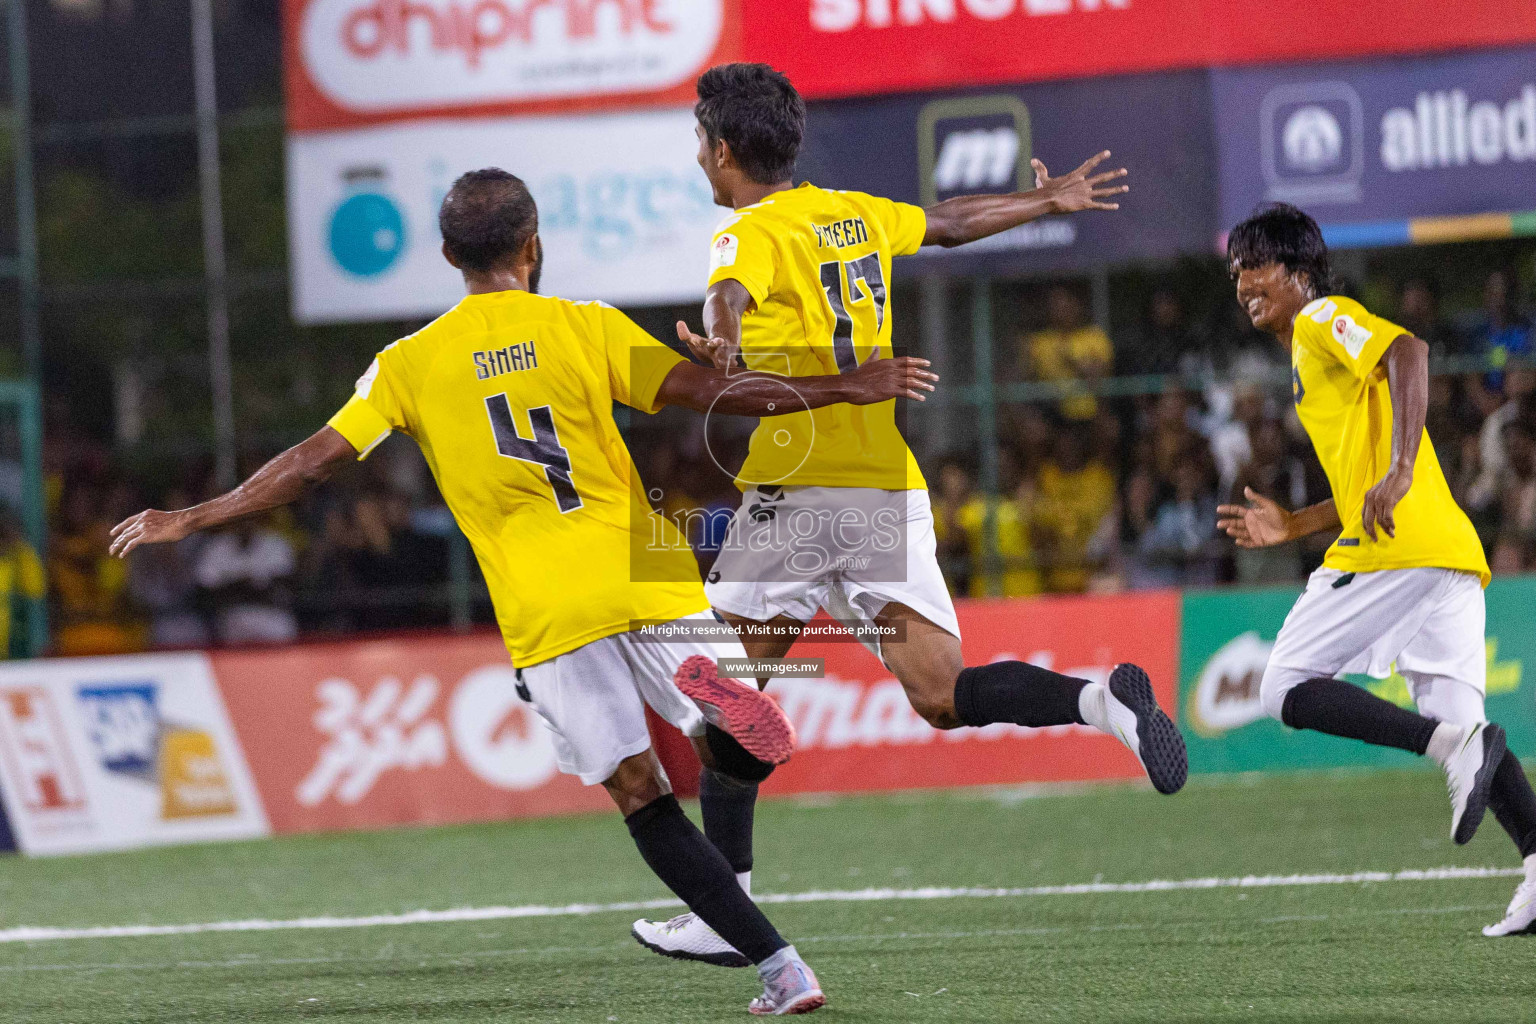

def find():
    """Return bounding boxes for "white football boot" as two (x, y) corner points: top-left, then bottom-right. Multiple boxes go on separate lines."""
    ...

(1081, 664), (1189, 795)
(1431, 721), (1505, 845)
(749, 946), (825, 1016)
(1484, 869), (1536, 937)
(630, 911), (750, 968)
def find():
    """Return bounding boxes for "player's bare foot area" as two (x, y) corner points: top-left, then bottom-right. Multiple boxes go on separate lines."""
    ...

(675, 655), (797, 765)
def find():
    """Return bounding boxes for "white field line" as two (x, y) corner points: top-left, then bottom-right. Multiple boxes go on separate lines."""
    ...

(0, 864), (1520, 945)
(0, 903), (1504, 975)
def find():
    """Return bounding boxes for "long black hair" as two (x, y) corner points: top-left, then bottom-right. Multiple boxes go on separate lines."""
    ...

(1227, 203), (1334, 299)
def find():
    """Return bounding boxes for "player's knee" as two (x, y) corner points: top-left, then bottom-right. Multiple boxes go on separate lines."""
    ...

(602, 750), (671, 816)
(1260, 665), (1306, 722)
(704, 724), (776, 783)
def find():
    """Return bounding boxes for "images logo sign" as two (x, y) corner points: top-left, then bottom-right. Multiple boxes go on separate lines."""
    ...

(300, 0), (725, 113)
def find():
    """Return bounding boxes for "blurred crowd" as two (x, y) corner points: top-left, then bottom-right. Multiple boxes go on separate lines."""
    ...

(5, 266), (1533, 656)
(19, 434), (460, 658)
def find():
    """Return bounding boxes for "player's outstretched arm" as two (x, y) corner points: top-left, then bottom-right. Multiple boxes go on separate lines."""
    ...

(109, 426), (358, 558)
(655, 346), (937, 417)
(921, 151), (1129, 248)
(1217, 488), (1340, 548)
(1361, 333), (1428, 541)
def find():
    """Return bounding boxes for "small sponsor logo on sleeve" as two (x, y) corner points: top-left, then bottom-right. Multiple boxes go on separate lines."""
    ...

(1330, 314), (1372, 359)
(710, 233), (738, 270)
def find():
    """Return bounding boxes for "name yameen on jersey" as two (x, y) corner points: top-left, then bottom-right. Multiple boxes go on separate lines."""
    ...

(473, 340), (538, 380)
(812, 217), (870, 249)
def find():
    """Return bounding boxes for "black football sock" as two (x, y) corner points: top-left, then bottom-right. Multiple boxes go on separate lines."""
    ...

(624, 794), (786, 964)
(1279, 677), (1437, 754)
(953, 661), (1089, 728)
(1489, 748), (1536, 859)
(700, 766), (760, 876)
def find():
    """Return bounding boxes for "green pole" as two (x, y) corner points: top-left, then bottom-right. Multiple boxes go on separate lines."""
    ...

(7, 0), (45, 655)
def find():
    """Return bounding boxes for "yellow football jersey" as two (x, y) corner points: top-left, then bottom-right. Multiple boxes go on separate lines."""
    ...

(707, 183), (927, 492)
(327, 290), (708, 666)
(1290, 295), (1489, 585)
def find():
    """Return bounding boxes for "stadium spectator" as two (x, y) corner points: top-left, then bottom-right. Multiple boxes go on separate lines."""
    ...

(341, 489), (449, 629)
(1134, 446), (1221, 588)
(1032, 424), (1115, 592)
(1130, 286), (1208, 376)
(0, 505), (44, 657)
(1209, 379), (1267, 501)
(193, 515), (298, 645)
(1468, 268), (1532, 414)
(930, 456), (975, 595)
(1487, 416), (1536, 575)
(1395, 275), (1464, 360)
(50, 481), (142, 655)
(1466, 371), (1536, 532)
(127, 487), (210, 648)
(1021, 284), (1112, 421)
(1228, 417), (1309, 585)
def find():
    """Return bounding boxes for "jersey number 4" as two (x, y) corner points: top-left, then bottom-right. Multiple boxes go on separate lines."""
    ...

(485, 394), (583, 513)
(818, 255), (888, 374)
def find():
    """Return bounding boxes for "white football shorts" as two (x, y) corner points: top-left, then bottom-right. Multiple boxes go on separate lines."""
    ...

(705, 486), (960, 660)
(517, 612), (746, 785)
(1260, 566), (1487, 725)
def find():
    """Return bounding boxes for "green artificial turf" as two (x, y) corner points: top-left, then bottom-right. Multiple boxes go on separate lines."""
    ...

(3, 766), (1532, 1022)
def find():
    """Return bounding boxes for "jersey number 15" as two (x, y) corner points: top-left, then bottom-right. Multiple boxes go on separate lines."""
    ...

(485, 393), (583, 513)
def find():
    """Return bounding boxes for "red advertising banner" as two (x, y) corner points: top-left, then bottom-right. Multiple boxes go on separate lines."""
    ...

(283, 0), (744, 131)
(284, 0), (1536, 132)
(758, 593), (1182, 796)
(751, 2), (1536, 102)
(213, 635), (610, 834)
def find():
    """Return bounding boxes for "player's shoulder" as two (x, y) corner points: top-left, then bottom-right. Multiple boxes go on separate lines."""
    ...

(1295, 294), (1372, 336)
(1296, 295), (1399, 357)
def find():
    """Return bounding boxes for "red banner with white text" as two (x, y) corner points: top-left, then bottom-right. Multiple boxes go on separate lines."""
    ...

(749, 1), (1536, 102)
(758, 593), (1182, 795)
(213, 636), (610, 835)
(284, 0), (1536, 132)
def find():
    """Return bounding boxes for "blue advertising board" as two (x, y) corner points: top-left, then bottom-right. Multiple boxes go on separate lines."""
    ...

(799, 70), (1219, 277)
(1213, 46), (1536, 247)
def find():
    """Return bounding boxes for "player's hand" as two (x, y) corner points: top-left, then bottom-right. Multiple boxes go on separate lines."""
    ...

(845, 355), (938, 404)
(109, 509), (191, 558)
(1032, 151), (1129, 213)
(676, 320), (734, 370)
(1216, 487), (1293, 549)
(1362, 467), (1412, 541)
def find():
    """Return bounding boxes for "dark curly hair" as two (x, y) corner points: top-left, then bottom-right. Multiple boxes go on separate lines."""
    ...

(695, 63), (804, 185)
(1227, 203), (1334, 299)
(438, 168), (538, 274)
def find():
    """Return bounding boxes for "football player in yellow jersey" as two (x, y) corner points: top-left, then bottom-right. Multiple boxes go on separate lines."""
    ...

(108, 169), (943, 1014)
(1220, 204), (1536, 937)
(633, 64), (1190, 965)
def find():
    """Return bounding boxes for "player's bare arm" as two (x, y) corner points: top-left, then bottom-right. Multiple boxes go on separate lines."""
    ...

(108, 426), (358, 558)
(1361, 332), (1429, 541)
(656, 350), (937, 414)
(921, 150), (1129, 248)
(1218, 489), (1340, 549)
(679, 279), (753, 369)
